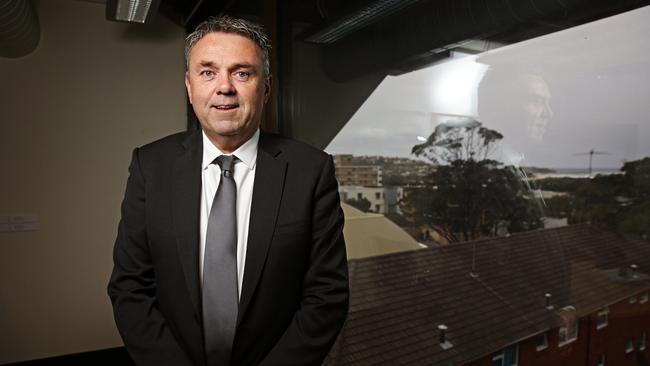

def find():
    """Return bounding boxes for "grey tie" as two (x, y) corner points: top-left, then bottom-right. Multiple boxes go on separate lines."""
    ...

(203, 155), (238, 366)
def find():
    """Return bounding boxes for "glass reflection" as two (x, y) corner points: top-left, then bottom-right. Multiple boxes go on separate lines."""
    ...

(324, 6), (650, 366)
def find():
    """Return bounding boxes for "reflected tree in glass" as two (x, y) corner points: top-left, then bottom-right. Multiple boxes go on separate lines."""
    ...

(405, 120), (542, 242)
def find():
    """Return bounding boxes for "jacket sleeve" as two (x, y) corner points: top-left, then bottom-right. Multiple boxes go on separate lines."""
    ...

(260, 155), (349, 366)
(107, 148), (194, 366)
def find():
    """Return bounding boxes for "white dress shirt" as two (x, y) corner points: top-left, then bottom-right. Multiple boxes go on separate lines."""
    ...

(200, 129), (259, 298)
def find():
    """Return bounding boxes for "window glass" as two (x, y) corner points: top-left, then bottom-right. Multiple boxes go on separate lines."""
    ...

(327, 7), (650, 244)
(626, 339), (635, 353)
(558, 306), (578, 346)
(597, 309), (609, 330)
(640, 332), (647, 351)
(503, 344), (518, 366)
(491, 345), (518, 366)
(536, 333), (548, 351)
(318, 4), (650, 365)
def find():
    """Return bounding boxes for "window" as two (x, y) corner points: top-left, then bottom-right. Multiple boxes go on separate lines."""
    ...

(626, 339), (634, 354)
(492, 344), (518, 366)
(596, 354), (605, 366)
(357, 193), (362, 200)
(640, 332), (647, 351)
(559, 306), (578, 346)
(596, 308), (609, 330)
(319, 5), (650, 366)
(535, 333), (548, 351)
(375, 192), (381, 199)
(375, 204), (381, 212)
(630, 296), (638, 304)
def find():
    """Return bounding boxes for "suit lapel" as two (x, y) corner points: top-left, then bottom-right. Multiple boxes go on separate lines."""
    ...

(172, 130), (203, 317)
(238, 133), (287, 325)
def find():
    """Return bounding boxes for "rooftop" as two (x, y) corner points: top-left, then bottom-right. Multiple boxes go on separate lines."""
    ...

(326, 224), (650, 365)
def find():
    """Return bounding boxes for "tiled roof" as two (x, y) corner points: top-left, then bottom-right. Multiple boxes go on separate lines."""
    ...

(325, 224), (650, 366)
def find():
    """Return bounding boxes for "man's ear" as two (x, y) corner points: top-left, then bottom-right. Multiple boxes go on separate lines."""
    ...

(263, 74), (273, 104)
(184, 72), (193, 104)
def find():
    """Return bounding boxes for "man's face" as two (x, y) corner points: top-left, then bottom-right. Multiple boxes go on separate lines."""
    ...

(185, 32), (271, 151)
(521, 74), (553, 142)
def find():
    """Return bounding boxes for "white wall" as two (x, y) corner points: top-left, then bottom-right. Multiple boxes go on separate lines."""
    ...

(0, 0), (187, 363)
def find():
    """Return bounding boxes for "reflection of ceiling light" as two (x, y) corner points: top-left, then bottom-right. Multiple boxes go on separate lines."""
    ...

(416, 136), (427, 142)
(106, 0), (160, 24)
(304, 0), (422, 44)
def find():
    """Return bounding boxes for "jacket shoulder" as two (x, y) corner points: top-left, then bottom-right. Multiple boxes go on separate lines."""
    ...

(260, 132), (331, 162)
(134, 130), (199, 160)
(140, 130), (196, 151)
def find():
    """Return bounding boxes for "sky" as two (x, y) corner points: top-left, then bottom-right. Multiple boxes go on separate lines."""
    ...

(326, 6), (650, 170)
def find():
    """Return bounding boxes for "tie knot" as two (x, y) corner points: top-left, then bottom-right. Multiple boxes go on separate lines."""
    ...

(214, 155), (236, 178)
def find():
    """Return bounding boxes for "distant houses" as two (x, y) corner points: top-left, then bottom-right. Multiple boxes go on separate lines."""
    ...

(326, 224), (650, 365)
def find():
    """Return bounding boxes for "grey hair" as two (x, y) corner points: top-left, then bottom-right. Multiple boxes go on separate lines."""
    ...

(185, 15), (271, 78)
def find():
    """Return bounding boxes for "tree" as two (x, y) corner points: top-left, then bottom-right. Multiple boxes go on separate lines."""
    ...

(403, 119), (541, 242)
(344, 197), (371, 213)
(538, 157), (650, 240)
(412, 119), (503, 164)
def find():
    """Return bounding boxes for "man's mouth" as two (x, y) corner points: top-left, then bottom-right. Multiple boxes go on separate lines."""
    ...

(213, 104), (238, 111)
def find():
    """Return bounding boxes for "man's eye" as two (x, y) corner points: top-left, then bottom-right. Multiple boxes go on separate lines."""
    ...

(200, 70), (215, 77)
(235, 71), (249, 79)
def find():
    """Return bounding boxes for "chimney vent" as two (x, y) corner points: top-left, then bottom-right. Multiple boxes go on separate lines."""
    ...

(545, 293), (554, 310)
(438, 324), (453, 350)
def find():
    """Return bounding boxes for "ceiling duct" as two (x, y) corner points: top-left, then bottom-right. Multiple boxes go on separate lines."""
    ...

(317, 0), (650, 81)
(106, 0), (161, 24)
(0, 0), (40, 58)
(303, 0), (423, 44)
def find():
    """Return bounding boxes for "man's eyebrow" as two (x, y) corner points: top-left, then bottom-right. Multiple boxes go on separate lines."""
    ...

(195, 62), (256, 71)
(198, 61), (216, 68)
(231, 63), (254, 70)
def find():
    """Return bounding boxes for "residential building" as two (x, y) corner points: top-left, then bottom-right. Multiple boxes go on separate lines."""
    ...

(334, 154), (383, 187)
(341, 203), (423, 260)
(325, 225), (650, 365)
(339, 185), (403, 214)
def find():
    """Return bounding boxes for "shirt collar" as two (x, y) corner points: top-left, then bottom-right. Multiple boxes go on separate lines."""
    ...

(201, 129), (259, 171)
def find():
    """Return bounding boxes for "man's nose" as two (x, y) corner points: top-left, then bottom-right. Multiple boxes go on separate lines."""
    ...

(216, 75), (235, 95)
(542, 99), (553, 119)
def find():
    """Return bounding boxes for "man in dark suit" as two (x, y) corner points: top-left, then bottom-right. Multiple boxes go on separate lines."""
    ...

(107, 16), (349, 366)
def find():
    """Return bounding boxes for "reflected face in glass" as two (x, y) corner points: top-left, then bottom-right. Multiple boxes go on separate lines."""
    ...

(521, 74), (553, 142)
(185, 32), (271, 152)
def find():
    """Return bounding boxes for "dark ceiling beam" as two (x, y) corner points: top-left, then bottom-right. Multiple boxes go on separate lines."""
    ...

(317, 0), (650, 82)
(301, 0), (424, 44)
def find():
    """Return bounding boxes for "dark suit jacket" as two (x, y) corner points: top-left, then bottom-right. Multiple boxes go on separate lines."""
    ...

(108, 130), (349, 366)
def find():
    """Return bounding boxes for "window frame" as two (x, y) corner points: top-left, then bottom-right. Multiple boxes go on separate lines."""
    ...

(558, 306), (579, 347)
(491, 344), (518, 366)
(640, 332), (647, 351)
(535, 332), (548, 351)
(626, 339), (635, 354)
(596, 308), (609, 330)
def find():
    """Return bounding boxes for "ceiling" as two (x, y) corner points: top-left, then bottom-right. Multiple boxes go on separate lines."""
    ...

(155, 0), (650, 78)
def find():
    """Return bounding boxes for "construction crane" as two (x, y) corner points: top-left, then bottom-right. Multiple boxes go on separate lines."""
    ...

(574, 149), (611, 177)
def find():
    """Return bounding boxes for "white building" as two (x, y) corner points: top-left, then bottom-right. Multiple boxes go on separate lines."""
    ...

(338, 185), (404, 214)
